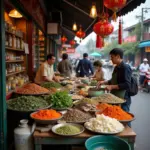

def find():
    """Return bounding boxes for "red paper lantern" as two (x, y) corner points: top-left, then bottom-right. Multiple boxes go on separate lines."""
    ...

(96, 35), (104, 48)
(61, 35), (67, 44)
(104, 0), (127, 21)
(69, 40), (76, 47)
(76, 27), (86, 39)
(93, 20), (114, 38)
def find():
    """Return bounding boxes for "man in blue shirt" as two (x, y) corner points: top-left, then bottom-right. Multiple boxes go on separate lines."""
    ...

(76, 53), (94, 77)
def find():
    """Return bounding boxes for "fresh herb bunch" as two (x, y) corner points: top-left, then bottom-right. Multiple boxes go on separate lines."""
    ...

(47, 91), (72, 108)
(7, 96), (50, 111)
(41, 82), (62, 89)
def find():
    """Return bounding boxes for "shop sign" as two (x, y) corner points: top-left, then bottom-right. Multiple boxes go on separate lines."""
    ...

(124, 35), (137, 43)
(145, 47), (150, 52)
(62, 44), (71, 48)
(66, 48), (75, 53)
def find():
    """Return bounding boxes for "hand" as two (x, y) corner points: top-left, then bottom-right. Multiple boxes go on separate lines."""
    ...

(97, 81), (106, 88)
(55, 78), (60, 82)
(105, 85), (113, 91)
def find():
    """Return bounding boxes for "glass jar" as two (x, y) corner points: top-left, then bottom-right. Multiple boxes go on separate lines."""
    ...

(6, 82), (9, 93)
(8, 34), (12, 47)
(8, 81), (11, 91)
(11, 80), (16, 90)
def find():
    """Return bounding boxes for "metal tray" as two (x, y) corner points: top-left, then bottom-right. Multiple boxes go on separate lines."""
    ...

(51, 104), (73, 111)
(52, 123), (85, 136)
(119, 112), (135, 123)
(84, 123), (124, 135)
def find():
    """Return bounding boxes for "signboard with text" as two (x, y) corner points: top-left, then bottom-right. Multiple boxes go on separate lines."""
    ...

(124, 35), (137, 43)
(66, 48), (75, 54)
(145, 47), (150, 52)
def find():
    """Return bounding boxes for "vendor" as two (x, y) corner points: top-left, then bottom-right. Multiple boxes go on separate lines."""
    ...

(93, 60), (105, 81)
(34, 54), (59, 84)
(57, 53), (72, 77)
(97, 48), (132, 113)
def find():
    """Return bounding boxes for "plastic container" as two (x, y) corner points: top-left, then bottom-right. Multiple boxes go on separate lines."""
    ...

(85, 135), (131, 150)
(14, 119), (33, 150)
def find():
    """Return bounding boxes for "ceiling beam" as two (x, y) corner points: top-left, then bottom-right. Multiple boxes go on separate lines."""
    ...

(85, 18), (97, 32)
(62, 24), (75, 36)
(39, 0), (48, 16)
(63, 0), (90, 17)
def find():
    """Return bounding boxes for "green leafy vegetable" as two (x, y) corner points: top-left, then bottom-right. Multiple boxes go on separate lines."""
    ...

(47, 91), (72, 108)
(41, 82), (62, 89)
(7, 96), (50, 111)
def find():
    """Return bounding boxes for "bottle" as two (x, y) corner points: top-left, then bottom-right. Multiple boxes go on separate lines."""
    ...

(14, 119), (33, 150)
(13, 35), (16, 48)
(8, 34), (12, 47)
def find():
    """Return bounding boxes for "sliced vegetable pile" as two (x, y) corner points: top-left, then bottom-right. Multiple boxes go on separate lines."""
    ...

(46, 91), (72, 108)
(41, 82), (62, 89)
(7, 96), (50, 111)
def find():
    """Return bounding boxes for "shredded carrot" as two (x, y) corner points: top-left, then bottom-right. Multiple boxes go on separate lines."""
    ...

(96, 103), (133, 120)
(96, 103), (110, 112)
(32, 109), (61, 120)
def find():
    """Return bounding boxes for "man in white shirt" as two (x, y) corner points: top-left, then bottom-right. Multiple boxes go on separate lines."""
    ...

(139, 58), (149, 89)
(35, 54), (59, 84)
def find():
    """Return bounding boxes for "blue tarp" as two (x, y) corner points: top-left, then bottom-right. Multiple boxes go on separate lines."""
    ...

(138, 41), (150, 48)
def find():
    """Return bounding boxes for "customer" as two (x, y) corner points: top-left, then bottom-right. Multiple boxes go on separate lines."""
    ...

(76, 53), (94, 77)
(35, 54), (59, 84)
(97, 48), (132, 113)
(93, 60), (105, 81)
(57, 53), (72, 77)
(139, 58), (149, 91)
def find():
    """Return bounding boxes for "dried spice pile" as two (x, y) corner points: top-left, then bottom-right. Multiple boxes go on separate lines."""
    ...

(16, 83), (49, 94)
(93, 93), (125, 104)
(63, 109), (93, 122)
(7, 96), (50, 111)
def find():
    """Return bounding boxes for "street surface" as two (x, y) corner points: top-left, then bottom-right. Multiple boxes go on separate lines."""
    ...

(131, 92), (150, 150)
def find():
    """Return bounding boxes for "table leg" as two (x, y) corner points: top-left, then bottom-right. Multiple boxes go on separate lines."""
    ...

(35, 144), (42, 150)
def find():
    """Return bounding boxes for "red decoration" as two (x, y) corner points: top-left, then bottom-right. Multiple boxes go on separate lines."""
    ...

(61, 35), (67, 44)
(104, 0), (127, 21)
(76, 27), (86, 40)
(96, 35), (104, 48)
(118, 18), (122, 44)
(69, 40), (76, 47)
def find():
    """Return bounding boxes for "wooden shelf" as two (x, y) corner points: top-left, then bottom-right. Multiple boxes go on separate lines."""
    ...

(6, 82), (30, 99)
(6, 60), (24, 63)
(5, 30), (23, 39)
(5, 47), (24, 52)
(6, 70), (26, 77)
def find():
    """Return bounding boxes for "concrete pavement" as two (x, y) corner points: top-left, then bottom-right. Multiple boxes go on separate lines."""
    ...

(131, 92), (150, 150)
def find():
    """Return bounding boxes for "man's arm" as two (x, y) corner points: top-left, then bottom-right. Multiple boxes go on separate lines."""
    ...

(76, 60), (81, 73)
(89, 62), (94, 75)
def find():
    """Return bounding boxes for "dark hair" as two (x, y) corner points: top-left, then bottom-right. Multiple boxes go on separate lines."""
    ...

(83, 53), (88, 58)
(109, 48), (124, 59)
(47, 54), (55, 60)
(62, 53), (68, 60)
(93, 60), (102, 67)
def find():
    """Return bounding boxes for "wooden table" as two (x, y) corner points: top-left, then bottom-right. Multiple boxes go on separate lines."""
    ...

(33, 126), (136, 150)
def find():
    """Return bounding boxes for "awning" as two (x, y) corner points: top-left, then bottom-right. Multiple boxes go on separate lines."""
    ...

(90, 52), (102, 57)
(138, 41), (150, 48)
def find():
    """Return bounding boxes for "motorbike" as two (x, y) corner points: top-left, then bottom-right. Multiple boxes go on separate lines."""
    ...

(144, 72), (150, 92)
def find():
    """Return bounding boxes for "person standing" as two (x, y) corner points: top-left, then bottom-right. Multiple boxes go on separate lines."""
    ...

(97, 48), (132, 113)
(34, 54), (59, 84)
(139, 58), (149, 90)
(76, 53), (94, 77)
(93, 60), (105, 81)
(57, 53), (72, 77)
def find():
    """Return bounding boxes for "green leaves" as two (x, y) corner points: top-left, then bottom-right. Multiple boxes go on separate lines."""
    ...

(41, 82), (62, 89)
(47, 91), (73, 108)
